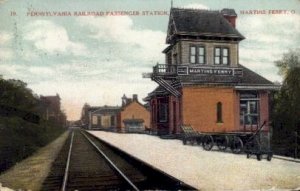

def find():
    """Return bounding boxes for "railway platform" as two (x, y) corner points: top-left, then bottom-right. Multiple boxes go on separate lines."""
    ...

(88, 130), (300, 190)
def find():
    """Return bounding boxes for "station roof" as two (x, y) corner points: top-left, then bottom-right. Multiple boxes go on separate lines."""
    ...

(166, 8), (245, 43)
(237, 64), (274, 85)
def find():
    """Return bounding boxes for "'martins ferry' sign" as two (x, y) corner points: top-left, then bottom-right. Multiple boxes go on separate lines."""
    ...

(177, 66), (243, 77)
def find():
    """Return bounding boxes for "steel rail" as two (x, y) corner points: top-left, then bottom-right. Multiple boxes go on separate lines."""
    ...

(61, 131), (74, 191)
(81, 131), (140, 191)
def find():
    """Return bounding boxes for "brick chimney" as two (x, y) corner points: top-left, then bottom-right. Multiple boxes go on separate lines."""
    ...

(221, 8), (237, 28)
(132, 94), (138, 102)
(122, 94), (127, 107)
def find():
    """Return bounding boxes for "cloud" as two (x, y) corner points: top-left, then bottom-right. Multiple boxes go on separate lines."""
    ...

(0, 0), (7, 4)
(239, 14), (300, 45)
(28, 66), (55, 76)
(0, 31), (12, 45)
(24, 20), (88, 56)
(0, 31), (13, 60)
(0, 63), (55, 82)
(238, 13), (300, 82)
(0, 48), (13, 60)
(77, 16), (166, 62)
(184, 3), (209, 10)
(22, 50), (38, 61)
(0, 64), (23, 76)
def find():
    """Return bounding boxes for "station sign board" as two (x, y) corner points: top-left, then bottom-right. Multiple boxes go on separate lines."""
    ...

(176, 66), (243, 77)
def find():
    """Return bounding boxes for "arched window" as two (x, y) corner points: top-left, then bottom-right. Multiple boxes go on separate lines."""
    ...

(217, 102), (223, 123)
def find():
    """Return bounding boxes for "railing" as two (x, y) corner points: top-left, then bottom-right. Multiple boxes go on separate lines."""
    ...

(153, 64), (177, 76)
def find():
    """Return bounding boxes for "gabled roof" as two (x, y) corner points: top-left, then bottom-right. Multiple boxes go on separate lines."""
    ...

(166, 8), (245, 43)
(120, 100), (148, 111)
(121, 94), (148, 110)
(237, 64), (274, 85)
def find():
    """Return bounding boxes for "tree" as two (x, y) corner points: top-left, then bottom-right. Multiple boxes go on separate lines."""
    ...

(274, 49), (300, 132)
(0, 77), (66, 172)
(0, 79), (39, 112)
(273, 49), (300, 157)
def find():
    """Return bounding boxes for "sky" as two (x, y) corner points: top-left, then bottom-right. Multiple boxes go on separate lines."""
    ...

(0, 0), (299, 120)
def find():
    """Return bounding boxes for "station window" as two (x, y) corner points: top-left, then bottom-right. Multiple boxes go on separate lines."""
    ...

(216, 102), (223, 123)
(190, 45), (206, 64)
(214, 47), (229, 65)
(240, 93), (259, 125)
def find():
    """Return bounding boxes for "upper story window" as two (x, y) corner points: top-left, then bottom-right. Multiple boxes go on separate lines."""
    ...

(190, 45), (205, 64)
(214, 47), (229, 65)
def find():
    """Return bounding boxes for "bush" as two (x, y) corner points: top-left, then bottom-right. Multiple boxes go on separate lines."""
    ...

(0, 116), (65, 173)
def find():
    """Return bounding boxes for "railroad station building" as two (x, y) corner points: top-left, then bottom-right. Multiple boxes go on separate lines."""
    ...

(144, 8), (279, 135)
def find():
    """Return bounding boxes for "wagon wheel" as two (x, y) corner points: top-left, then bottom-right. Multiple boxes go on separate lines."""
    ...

(257, 154), (262, 161)
(230, 136), (244, 154)
(216, 136), (229, 151)
(247, 153), (250, 158)
(267, 154), (272, 161)
(196, 137), (202, 145)
(202, 135), (214, 151)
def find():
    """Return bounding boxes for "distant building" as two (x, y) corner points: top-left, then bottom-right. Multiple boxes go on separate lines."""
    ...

(39, 93), (66, 126)
(80, 104), (102, 128)
(118, 94), (150, 133)
(89, 106), (120, 130)
(81, 94), (150, 133)
(144, 8), (279, 135)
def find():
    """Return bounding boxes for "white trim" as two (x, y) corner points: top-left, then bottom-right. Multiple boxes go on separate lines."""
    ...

(234, 85), (280, 90)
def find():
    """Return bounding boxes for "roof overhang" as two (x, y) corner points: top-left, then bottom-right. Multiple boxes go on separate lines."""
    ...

(162, 44), (173, 53)
(175, 32), (245, 40)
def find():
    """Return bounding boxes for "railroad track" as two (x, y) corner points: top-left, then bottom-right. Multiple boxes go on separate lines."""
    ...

(42, 129), (195, 190)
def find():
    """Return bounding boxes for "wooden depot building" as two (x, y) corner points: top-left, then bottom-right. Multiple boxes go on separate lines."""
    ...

(144, 8), (279, 135)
